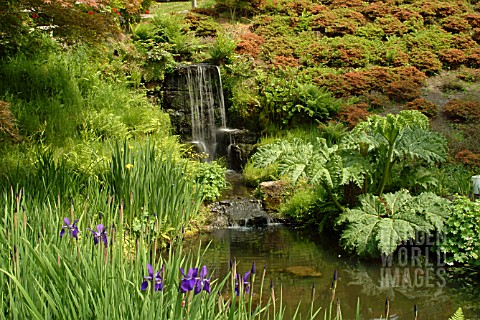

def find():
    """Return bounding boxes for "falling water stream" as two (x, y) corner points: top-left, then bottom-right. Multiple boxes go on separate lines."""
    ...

(186, 64), (227, 161)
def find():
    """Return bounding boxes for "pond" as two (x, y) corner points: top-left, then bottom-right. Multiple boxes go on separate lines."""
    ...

(184, 224), (476, 319)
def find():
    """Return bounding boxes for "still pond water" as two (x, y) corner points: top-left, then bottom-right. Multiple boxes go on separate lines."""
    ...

(184, 224), (478, 319)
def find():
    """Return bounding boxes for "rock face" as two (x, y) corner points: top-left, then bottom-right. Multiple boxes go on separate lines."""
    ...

(207, 199), (272, 228)
(216, 129), (257, 170)
(259, 180), (293, 215)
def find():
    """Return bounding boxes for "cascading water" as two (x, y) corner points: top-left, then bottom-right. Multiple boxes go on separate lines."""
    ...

(186, 64), (227, 161)
(163, 63), (256, 167)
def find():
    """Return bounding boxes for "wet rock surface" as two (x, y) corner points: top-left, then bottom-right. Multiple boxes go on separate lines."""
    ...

(207, 199), (272, 228)
(259, 180), (294, 215)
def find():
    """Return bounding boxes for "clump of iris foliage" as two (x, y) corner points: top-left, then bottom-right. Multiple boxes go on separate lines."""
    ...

(0, 184), (340, 319)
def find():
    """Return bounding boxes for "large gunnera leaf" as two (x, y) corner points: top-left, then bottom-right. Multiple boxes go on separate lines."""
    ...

(336, 190), (450, 257)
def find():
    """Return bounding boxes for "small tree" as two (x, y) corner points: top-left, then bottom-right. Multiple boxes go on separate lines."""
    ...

(0, 0), (146, 55)
(214, 0), (263, 20)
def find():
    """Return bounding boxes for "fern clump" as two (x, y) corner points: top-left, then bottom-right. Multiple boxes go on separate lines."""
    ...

(449, 308), (465, 320)
(336, 189), (451, 257)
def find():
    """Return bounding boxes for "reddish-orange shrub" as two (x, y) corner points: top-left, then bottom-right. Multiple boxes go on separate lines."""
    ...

(403, 98), (438, 117)
(311, 9), (337, 32)
(465, 48), (480, 68)
(376, 15), (408, 35)
(312, 73), (348, 97)
(471, 28), (480, 44)
(441, 16), (470, 33)
(236, 32), (265, 58)
(342, 71), (371, 96)
(362, 92), (390, 109)
(385, 80), (421, 102)
(464, 13), (480, 28)
(336, 102), (371, 128)
(436, 1), (468, 18)
(408, 51), (442, 75)
(444, 99), (480, 122)
(392, 66), (427, 85)
(392, 8), (423, 22)
(311, 4), (328, 14)
(363, 66), (392, 91)
(450, 33), (477, 50)
(418, 0), (468, 20)
(283, 0), (314, 15)
(438, 48), (466, 69)
(325, 18), (359, 36)
(330, 45), (367, 67)
(329, 0), (366, 9)
(271, 55), (299, 68)
(455, 149), (480, 167)
(361, 2), (390, 21)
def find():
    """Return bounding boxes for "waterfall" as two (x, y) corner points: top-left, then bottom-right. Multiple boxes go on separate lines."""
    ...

(186, 64), (227, 161)
(163, 63), (255, 168)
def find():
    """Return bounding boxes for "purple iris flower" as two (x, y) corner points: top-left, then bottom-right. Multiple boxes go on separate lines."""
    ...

(87, 224), (108, 247)
(235, 270), (251, 296)
(179, 266), (211, 295)
(60, 217), (79, 239)
(141, 264), (163, 292)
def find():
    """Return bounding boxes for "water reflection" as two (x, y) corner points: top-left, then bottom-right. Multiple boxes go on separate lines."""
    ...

(183, 224), (472, 319)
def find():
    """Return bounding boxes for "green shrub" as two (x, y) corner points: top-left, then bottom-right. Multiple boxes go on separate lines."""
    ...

(209, 31), (237, 64)
(442, 196), (480, 267)
(148, 13), (200, 57)
(278, 185), (320, 223)
(431, 163), (476, 197)
(0, 52), (83, 142)
(80, 109), (130, 141)
(188, 160), (228, 202)
(243, 159), (278, 186)
(258, 70), (341, 127)
(185, 11), (220, 37)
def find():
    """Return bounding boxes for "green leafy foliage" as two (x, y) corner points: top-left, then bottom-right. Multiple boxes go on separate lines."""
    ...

(258, 70), (341, 127)
(107, 140), (203, 238)
(442, 196), (480, 267)
(278, 184), (338, 231)
(188, 160), (228, 202)
(135, 13), (200, 59)
(80, 109), (130, 141)
(337, 190), (451, 257)
(209, 31), (237, 65)
(252, 136), (368, 211)
(449, 308), (465, 320)
(352, 110), (447, 195)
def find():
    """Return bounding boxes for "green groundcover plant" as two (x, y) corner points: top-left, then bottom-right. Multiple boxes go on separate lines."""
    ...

(442, 196), (480, 267)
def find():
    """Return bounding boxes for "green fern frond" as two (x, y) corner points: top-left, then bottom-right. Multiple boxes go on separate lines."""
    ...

(449, 308), (465, 320)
